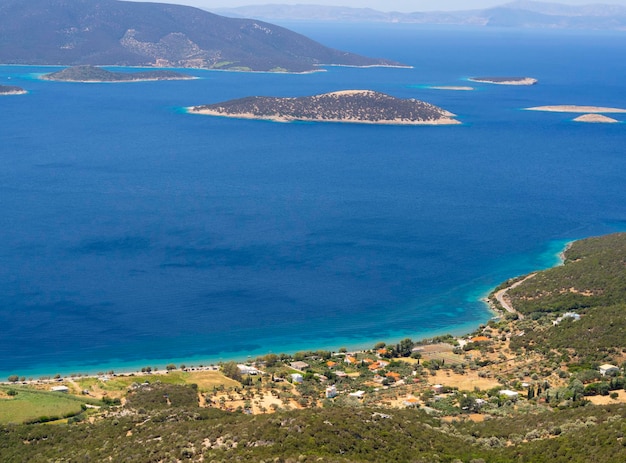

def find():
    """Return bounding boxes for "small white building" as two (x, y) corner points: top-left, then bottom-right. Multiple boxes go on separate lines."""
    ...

(51, 385), (69, 393)
(291, 373), (303, 384)
(349, 390), (365, 399)
(499, 389), (519, 398)
(237, 364), (259, 375)
(325, 385), (338, 398)
(599, 364), (619, 376)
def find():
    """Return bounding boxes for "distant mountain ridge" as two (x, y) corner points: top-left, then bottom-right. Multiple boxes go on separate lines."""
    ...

(215, 1), (626, 30)
(0, 0), (400, 72)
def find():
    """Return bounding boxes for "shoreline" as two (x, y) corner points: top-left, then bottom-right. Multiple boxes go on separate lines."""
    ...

(0, 240), (575, 382)
(187, 107), (462, 126)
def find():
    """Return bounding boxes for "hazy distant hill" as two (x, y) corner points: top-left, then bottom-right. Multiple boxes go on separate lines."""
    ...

(0, 0), (399, 72)
(216, 1), (626, 30)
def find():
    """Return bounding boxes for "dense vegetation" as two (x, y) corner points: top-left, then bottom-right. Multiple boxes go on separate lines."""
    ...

(505, 233), (626, 364)
(1, 382), (624, 462)
(191, 90), (457, 124)
(41, 66), (194, 82)
(0, 85), (26, 94)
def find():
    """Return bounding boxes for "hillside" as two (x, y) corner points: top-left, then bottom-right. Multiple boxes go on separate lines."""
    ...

(1, 233), (626, 462)
(189, 90), (460, 125)
(0, 0), (400, 72)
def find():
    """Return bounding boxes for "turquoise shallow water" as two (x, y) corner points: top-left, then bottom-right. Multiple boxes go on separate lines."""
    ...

(1, 25), (625, 378)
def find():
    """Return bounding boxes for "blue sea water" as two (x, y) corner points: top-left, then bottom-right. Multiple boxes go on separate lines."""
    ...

(1, 25), (625, 378)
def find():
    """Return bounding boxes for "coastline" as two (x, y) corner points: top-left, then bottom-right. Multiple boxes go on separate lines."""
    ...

(186, 107), (462, 126)
(0, 240), (576, 382)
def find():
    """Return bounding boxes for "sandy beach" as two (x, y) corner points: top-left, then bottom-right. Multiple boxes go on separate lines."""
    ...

(428, 86), (474, 91)
(573, 114), (620, 123)
(469, 77), (537, 85)
(526, 105), (626, 113)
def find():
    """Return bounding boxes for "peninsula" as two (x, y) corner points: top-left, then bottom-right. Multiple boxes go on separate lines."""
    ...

(0, 84), (27, 95)
(41, 65), (194, 82)
(469, 76), (537, 85)
(189, 90), (460, 125)
(1, 0), (402, 73)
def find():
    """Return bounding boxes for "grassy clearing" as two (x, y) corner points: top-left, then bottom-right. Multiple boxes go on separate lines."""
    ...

(0, 386), (99, 424)
(76, 370), (240, 396)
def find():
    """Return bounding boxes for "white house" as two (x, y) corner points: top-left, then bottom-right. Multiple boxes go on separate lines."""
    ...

(349, 390), (365, 399)
(291, 373), (303, 384)
(599, 364), (619, 376)
(325, 385), (338, 398)
(237, 364), (259, 375)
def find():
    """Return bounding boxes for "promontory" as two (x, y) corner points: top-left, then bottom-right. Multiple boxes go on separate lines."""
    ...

(41, 66), (194, 83)
(188, 90), (460, 125)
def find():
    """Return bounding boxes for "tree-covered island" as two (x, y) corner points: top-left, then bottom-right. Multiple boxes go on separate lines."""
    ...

(189, 90), (461, 125)
(41, 65), (194, 82)
(1, 232), (626, 462)
(0, 84), (27, 95)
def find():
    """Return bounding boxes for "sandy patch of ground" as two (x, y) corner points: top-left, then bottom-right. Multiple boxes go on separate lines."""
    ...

(587, 390), (626, 405)
(429, 370), (501, 391)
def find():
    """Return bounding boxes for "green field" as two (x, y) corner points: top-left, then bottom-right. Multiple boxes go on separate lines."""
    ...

(0, 386), (100, 424)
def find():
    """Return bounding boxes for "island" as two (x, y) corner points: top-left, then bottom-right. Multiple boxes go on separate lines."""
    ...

(428, 86), (474, 91)
(41, 65), (195, 82)
(0, 84), (27, 95)
(573, 114), (620, 123)
(526, 105), (626, 113)
(188, 90), (461, 125)
(469, 77), (538, 85)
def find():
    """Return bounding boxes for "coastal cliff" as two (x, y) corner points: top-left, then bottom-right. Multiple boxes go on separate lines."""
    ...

(189, 90), (460, 125)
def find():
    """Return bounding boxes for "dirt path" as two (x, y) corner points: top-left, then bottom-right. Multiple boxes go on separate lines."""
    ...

(493, 273), (536, 320)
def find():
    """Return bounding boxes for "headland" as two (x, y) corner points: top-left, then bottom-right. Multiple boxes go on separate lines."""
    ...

(188, 90), (461, 125)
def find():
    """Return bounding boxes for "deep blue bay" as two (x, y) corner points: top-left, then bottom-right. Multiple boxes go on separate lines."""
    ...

(1, 25), (625, 377)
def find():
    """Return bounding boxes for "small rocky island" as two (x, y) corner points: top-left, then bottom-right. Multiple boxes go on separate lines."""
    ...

(0, 84), (27, 95)
(469, 77), (537, 85)
(41, 65), (194, 82)
(189, 90), (460, 125)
